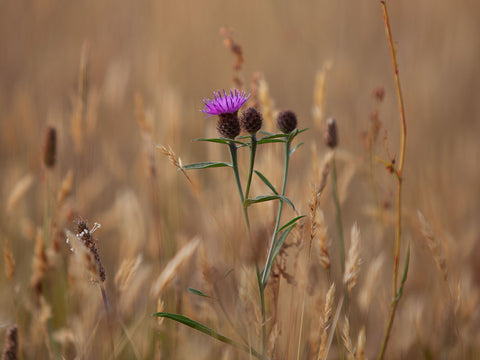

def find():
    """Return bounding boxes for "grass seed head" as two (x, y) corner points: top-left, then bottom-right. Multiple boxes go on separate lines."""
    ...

(344, 223), (361, 293)
(324, 118), (338, 148)
(42, 126), (57, 168)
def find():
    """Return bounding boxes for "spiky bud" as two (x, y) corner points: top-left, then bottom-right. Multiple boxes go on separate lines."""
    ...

(325, 118), (338, 148)
(240, 107), (262, 134)
(277, 110), (297, 134)
(217, 112), (241, 139)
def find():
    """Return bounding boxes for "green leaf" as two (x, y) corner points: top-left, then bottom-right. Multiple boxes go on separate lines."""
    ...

(194, 138), (247, 146)
(258, 130), (274, 136)
(262, 225), (295, 288)
(277, 215), (306, 234)
(287, 127), (309, 142)
(289, 142), (304, 156)
(257, 138), (286, 145)
(223, 268), (234, 279)
(236, 135), (251, 140)
(182, 161), (232, 170)
(244, 195), (295, 211)
(152, 313), (262, 359)
(271, 226), (295, 265)
(395, 243), (410, 302)
(188, 288), (212, 298)
(254, 170), (279, 195)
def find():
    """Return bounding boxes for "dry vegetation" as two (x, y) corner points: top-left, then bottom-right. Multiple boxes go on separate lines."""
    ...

(1, 0), (480, 359)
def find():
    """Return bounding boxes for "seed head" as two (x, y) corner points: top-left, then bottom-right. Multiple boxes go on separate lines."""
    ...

(325, 118), (338, 148)
(240, 107), (263, 134)
(277, 110), (297, 134)
(217, 112), (241, 139)
(42, 126), (57, 168)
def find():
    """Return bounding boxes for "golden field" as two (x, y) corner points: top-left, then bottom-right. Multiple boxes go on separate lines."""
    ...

(1, 0), (479, 358)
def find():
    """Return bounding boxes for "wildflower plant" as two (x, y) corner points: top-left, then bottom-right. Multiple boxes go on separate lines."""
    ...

(155, 89), (307, 358)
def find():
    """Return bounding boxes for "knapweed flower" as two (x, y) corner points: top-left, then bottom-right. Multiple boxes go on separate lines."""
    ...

(240, 107), (262, 135)
(202, 89), (249, 139)
(277, 110), (298, 134)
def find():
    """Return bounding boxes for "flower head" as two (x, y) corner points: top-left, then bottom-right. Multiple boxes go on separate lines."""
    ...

(201, 89), (249, 117)
(240, 107), (263, 134)
(277, 110), (298, 134)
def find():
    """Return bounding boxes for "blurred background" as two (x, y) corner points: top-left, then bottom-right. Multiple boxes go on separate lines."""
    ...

(1, 0), (479, 358)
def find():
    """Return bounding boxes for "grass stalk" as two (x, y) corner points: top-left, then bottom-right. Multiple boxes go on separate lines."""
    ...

(377, 1), (408, 358)
(100, 283), (115, 358)
(331, 155), (345, 274)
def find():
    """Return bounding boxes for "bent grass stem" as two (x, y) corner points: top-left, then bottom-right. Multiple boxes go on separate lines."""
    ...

(378, 1), (408, 358)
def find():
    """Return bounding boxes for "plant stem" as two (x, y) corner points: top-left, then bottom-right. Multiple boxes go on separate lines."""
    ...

(378, 1), (408, 358)
(261, 139), (291, 289)
(255, 265), (267, 360)
(228, 142), (250, 231)
(244, 134), (258, 201)
(100, 283), (115, 358)
(331, 154), (345, 273)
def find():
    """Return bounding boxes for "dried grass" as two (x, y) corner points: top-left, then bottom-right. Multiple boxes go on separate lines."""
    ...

(151, 237), (201, 297)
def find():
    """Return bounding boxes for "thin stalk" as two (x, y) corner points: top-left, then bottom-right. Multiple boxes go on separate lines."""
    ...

(378, 245), (410, 359)
(255, 265), (267, 360)
(244, 134), (258, 201)
(378, 1), (408, 358)
(331, 154), (345, 273)
(261, 139), (291, 289)
(228, 142), (250, 231)
(257, 139), (291, 359)
(100, 283), (115, 358)
(260, 281), (267, 359)
(213, 284), (250, 347)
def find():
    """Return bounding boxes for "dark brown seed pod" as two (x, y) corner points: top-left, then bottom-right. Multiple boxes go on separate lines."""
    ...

(277, 110), (298, 134)
(240, 107), (263, 134)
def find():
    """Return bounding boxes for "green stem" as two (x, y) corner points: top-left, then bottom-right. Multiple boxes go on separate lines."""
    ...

(261, 139), (291, 289)
(331, 155), (349, 311)
(255, 266), (267, 360)
(228, 142), (250, 231)
(244, 134), (257, 201)
(331, 155), (345, 273)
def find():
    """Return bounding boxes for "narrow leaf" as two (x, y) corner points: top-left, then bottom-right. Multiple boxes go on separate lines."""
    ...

(277, 215), (306, 234)
(194, 138), (246, 146)
(223, 268), (234, 279)
(257, 138), (286, 145)
(262, 225), (295, 287)
(262, 225), (295, 288)
(254, 170), (279, 195)
(395, 243), (410, 302)
(183, 161), (232, 170)
(152, 313), (262, 359)
(188, 288), (212, 298)
(289, 142), (304, 156)
(245, 195), (295, 211)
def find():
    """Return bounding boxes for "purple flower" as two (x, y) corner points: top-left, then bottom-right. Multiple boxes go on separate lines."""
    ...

(201, 89), (250, 117)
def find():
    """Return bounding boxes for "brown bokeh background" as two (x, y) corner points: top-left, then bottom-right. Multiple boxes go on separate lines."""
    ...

(1, 0), (479, 358)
